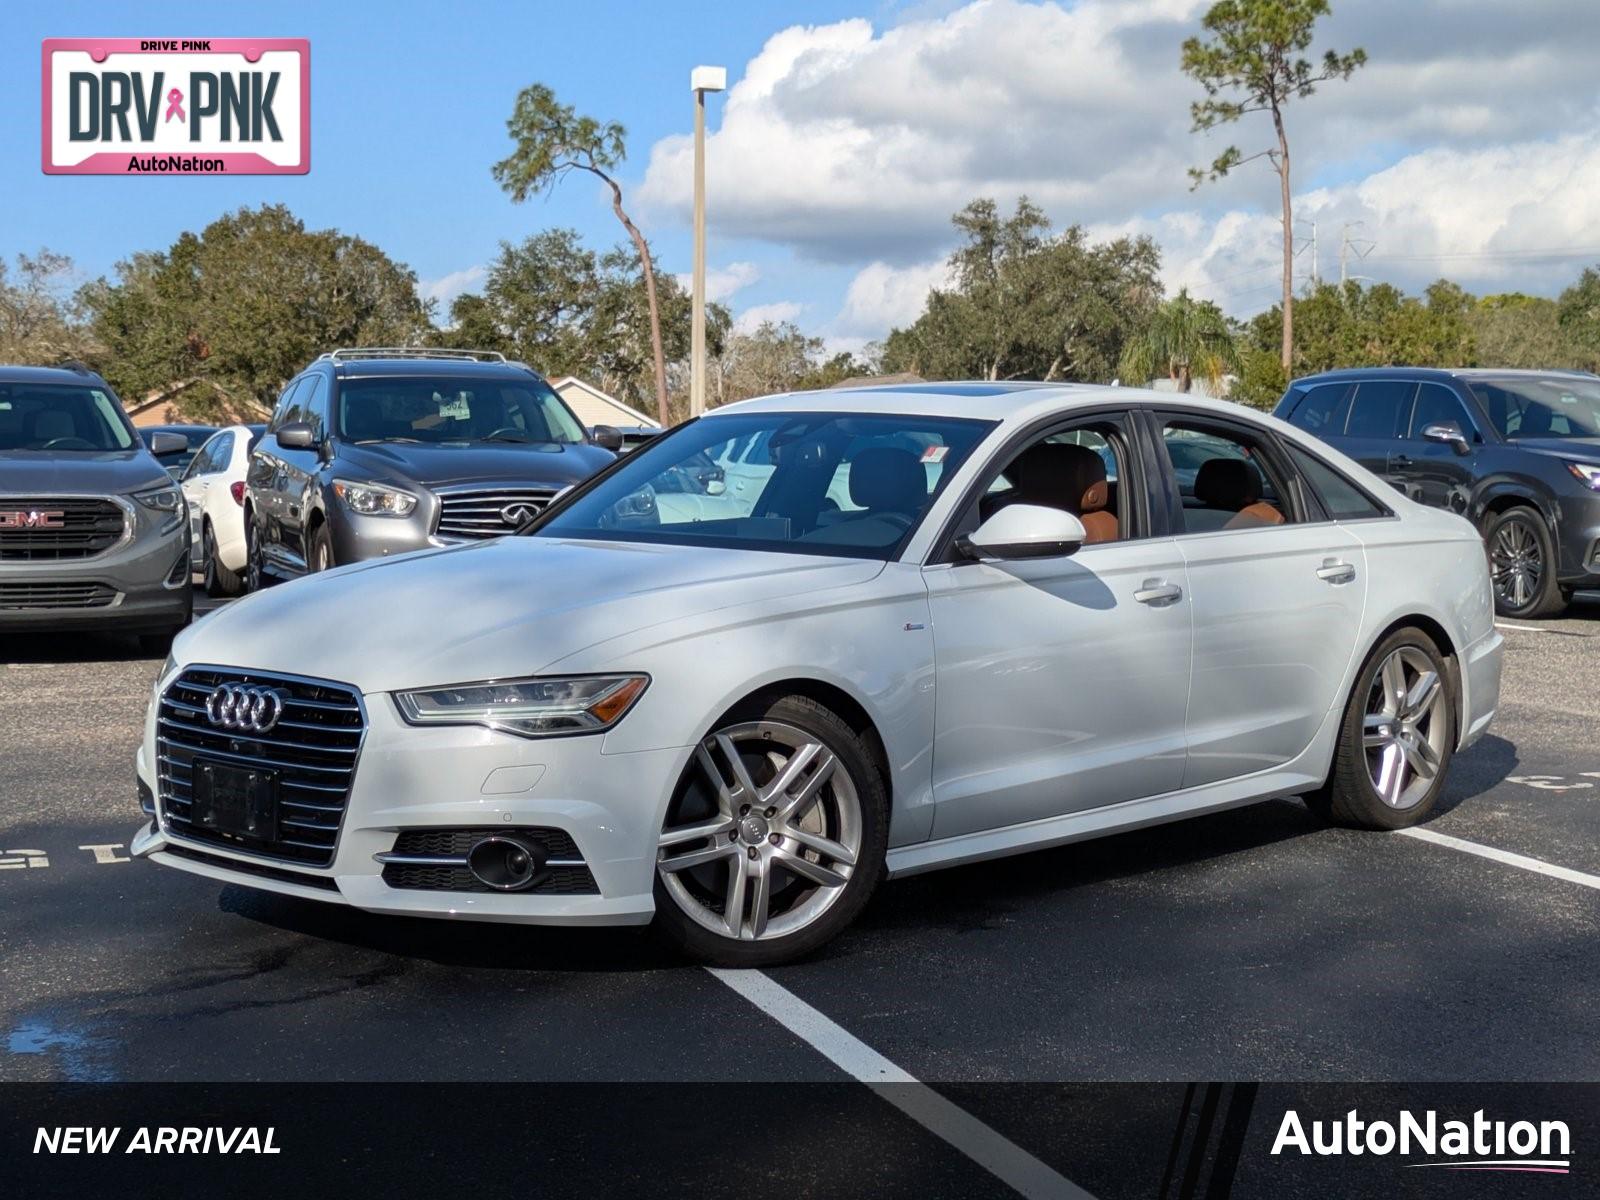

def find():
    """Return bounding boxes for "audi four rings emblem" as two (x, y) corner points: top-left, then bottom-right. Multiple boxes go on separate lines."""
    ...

(500, 503), (538, 525)
(205, 682), (286, 733)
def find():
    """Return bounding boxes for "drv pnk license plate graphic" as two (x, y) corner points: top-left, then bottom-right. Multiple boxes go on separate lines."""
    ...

(41, 39), (310, 175)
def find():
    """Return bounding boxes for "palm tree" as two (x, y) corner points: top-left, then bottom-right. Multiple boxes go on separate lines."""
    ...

(1118, 288), (1240, 393)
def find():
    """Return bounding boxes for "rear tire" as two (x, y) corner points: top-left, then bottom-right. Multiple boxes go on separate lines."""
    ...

(244, 510), (264, 593)
(1303, 627), (1455, 830)
(1486, 506), (1564, 619)
(202, 521), (243, 597)
(652, 694), (888, 966)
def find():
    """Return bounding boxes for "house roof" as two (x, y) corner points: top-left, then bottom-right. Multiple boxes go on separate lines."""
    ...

(547, 376), (659, 427)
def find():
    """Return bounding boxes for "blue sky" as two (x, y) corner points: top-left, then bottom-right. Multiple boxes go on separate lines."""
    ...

(8, 0), (1600, 352)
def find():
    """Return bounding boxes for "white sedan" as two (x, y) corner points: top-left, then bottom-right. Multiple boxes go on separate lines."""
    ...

(133, 384), (1502, 965)
(178, 423), (265, 596)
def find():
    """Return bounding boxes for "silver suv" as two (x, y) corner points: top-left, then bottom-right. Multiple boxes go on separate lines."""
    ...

(0, 363), (192, 646)
(244, 348), (620, 582)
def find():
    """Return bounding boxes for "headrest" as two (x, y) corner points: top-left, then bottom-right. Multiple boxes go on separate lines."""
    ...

(1194, 458), (1260, 511)
(1518, 403), (1553, 437)
(27, 410), (76, 442)
(849, 447), (926, 512)
(1012, 442), (1109, 514)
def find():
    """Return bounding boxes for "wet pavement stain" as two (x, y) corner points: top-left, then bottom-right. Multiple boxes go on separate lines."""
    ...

(6, 1015), (117, 1081)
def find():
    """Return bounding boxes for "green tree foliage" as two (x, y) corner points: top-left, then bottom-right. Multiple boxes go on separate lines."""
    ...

(1183, 0), (1365, 372)
(493, 83), (672, 424)
(448, 229), (728, 418)
(1556, 266), (1600, 367)
(707, 322), (877, 408)
(880, 198), (1161, 383)
(80, 206), (428, 420)
(1118, 288), (1239, 392)
(0, 251), (98, 365)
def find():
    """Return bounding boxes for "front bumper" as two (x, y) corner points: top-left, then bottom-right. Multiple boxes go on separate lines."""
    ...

(133, 687), (689, 925)
(1553, 494), (1600, 586)
(0, 508), (190, 632)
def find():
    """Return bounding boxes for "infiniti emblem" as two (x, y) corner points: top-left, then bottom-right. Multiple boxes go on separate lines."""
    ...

(205, 682), (285, 734)
(500, 503), (539, 526)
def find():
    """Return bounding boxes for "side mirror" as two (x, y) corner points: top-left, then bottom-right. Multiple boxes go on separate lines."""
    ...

(591, 425), (624, 453)
(955, 504), (1087, 562)
(1422, 422), (1471, 456)
(149, 432), (188, 457)
(277, 421), (315, 449)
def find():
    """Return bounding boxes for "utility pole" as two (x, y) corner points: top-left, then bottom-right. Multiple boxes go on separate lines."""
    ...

(1339, 221), (1374, 285)
(689, 65), (727, 419)
(1294, 218), (1319, 288)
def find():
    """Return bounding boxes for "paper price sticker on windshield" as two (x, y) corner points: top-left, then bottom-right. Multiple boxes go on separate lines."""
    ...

(42, 39), (310, 175)
(921, 445), (950, 463)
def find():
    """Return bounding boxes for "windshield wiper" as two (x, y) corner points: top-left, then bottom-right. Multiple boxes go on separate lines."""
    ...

(351, 436), (425, 444)
(478, 433), (533, 444)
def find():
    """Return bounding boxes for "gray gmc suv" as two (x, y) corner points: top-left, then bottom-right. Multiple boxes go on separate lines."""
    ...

(0, 363), (193, 644)
(245, 349), (621, 584)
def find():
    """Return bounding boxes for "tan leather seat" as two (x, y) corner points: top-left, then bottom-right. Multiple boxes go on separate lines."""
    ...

(1194, 458), (1285, 529)
(1008, 442), (1119, 543)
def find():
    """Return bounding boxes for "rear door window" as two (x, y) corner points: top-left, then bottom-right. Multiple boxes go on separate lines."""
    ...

(1344, 381), (1414, 439)
(1286, 382), (1353, 435)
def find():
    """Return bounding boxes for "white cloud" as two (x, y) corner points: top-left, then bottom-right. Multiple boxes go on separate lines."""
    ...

(418, 264), (486, 311)
(734, 300), (804, 333)
(834, 259), (953, 336)
(673, 260), (761, 302)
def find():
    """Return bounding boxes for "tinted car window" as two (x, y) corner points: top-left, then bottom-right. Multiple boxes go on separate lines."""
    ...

(1409, 384), (1477, 439)
(0, 384), (136, 451)
(1286, 382), (1353, 434)
(537, 412), (992, 560)
(1344, 381), (1414, 439)
(336, 376), (585, 445)
(1286, 443), (1389, 520)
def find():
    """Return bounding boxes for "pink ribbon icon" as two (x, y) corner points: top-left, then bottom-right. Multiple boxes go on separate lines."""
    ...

(164, 88), (185, 123)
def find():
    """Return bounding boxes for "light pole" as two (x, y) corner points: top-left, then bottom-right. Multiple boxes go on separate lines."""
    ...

(689, 65), (726, 419)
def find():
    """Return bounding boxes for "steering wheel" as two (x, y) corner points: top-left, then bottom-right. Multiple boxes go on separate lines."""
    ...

(42, 436), (97, 450)
(483, 427), (527, 441)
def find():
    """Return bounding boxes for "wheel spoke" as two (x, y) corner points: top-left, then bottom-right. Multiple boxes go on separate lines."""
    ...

(713, 732), (761, 806)
(760, 740), (825, 805)
(1380, 653), (1407, 714)
(747, 857), (771, 940)
(1362, 714), (1391, 751)
(658, 841), (736, 873)
(1402, 671), (1441, 722)
(773, 749), (837, 823)
(1377, 743), (1407, 805)
(774, 848), (848, 889)
(658, 816), (735, 849)
(1402, 734), (1441, 781)
(723, 855), (748, 937)
(784, 826), (857, 869)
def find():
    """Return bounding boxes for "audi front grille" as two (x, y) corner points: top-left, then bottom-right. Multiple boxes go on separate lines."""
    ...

(156, 666), (366, 867)
(434, 487), (559, 541)
(0, 497), (127, 561)
(0, 581), (117, 609)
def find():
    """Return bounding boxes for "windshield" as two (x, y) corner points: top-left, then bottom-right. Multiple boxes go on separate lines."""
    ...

(533, 411), (994, 560)
(1469, 377), (1600, 440)
(335, 376), (585, 445)
(0, 383), (136, 452)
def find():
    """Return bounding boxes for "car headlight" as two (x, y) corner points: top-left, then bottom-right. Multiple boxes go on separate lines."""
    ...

(1564, 461), (1600, 491)
(393, 674), (649, 738)
(132, 482), (184, 514)
(333, 479), (418, 516)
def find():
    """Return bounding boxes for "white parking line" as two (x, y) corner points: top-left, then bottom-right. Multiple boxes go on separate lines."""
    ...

(707, 967), (1094, 1200)
(1398, 827), (1600, 892)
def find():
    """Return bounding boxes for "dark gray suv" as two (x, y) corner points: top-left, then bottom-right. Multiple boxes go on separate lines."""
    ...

(245, 349), (621, 586)
(1276, 367), (1600, 618)
(0, 363), (192, 644)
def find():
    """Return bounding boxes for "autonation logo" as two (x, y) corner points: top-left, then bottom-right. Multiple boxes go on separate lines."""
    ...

(1273, 1108), (1572, 1174)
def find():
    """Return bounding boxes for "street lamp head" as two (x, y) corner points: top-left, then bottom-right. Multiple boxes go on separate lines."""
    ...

(691, 65), (727, 93)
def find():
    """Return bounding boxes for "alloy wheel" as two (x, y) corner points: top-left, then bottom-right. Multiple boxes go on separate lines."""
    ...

(202, 526), (217, 591)
(1490, 516), (1542, 612)
(657, 721), (861, 942)
(1362, 646), (1449, 810)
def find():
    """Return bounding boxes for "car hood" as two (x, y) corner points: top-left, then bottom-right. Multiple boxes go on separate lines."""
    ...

(0, 449), (171, 494)
(337, 440), (614, 487)
(1512, 436), (1600, 461)
(174, 536), (885, 694)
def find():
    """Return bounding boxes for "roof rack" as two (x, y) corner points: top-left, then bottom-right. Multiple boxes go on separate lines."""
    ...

(55, 359), (96, 375)
(317, 347), (508, 363)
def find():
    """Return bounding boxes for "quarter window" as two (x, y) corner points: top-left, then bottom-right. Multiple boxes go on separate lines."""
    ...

(1161, 421), (1293, 534)
(1344, 381), (1415, 439)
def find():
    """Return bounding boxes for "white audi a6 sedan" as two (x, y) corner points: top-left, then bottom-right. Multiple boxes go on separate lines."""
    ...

(132, 383), (1503, 964)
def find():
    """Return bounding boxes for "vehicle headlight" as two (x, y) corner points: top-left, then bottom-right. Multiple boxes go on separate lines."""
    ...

(333, 479), (417, 516)
(393, 674), (649, 738)
(132, 482), (185, 514)
(1564, 461), (1600, 491)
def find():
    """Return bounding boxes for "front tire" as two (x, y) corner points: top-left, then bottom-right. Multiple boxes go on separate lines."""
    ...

(652, 694), (888, 966)
(1304, 628), (1455, 829)
(309, 524), (335, 573)
(1486, 506), (1564, 619)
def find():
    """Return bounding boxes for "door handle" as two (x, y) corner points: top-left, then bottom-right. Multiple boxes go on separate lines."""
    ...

(1134, 579), (1183, 606)
(1391, 454), (1414, 468)
(1316, 558), (1356, 584)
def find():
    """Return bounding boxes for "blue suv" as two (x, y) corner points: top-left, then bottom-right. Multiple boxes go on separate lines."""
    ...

(1275, 367), (1600, 618)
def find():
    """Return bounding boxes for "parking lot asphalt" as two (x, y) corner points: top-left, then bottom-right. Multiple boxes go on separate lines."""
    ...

(2, 588), (1598, 1088)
